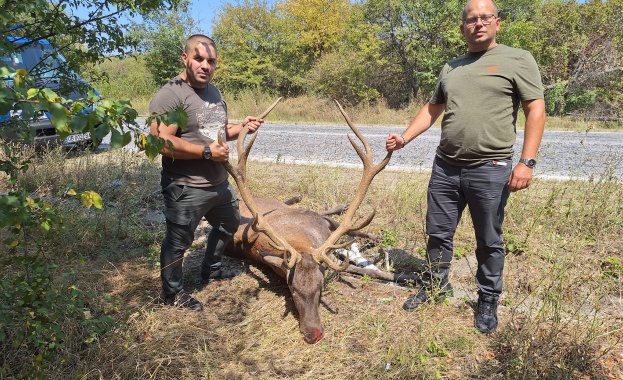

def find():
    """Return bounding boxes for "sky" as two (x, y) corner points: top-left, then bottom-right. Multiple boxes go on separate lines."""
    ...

(72, 0), (237, 36)
(181, 0), (279, 34)
(187, 0), (229, 35)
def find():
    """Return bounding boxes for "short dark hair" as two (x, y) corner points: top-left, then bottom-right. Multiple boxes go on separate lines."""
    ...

(184, 34), (216, 54)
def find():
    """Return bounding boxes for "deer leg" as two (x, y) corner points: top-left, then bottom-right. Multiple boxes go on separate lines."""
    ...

(283, 195), (303, 205)
(320, 204), (349, 216)
(343, 265), (396, 281)
(324, 216), (383, 242)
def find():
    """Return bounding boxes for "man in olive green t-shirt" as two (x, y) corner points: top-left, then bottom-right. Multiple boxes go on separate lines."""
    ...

(386, 0), (545, 334)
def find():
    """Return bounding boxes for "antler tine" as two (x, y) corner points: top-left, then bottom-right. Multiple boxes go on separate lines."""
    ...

(227, 162), (301, 268)
(222, 98), (302, 268)
(258, 97), (283, 119)
(223, 97), (283, 178)
(312, 100), (393, 271)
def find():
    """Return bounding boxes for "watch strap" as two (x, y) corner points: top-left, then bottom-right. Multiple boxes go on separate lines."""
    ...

(203, 146), (212, 160)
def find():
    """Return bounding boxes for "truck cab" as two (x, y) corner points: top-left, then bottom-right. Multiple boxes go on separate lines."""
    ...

(1, 36), (102, 149)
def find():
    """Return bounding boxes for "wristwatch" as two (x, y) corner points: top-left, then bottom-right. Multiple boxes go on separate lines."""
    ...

(202, 146), (212, 160)
(519, 158), (537, 169)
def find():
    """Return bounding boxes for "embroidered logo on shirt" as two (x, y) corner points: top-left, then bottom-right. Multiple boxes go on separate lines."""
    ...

(487, 65), (500, 74)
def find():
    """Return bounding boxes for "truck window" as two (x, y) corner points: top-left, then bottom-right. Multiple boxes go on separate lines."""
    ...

(2, 42), (67, 79)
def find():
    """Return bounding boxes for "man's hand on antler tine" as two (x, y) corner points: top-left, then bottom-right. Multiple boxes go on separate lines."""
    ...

(208, 140), (230, 162)
(241, 116), (263, 134)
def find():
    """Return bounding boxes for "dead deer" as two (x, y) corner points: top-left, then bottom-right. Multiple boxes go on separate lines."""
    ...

(222, 99), (392, 344)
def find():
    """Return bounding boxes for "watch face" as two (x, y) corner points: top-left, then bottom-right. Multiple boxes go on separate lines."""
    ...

(203, 147), (212, 159)
(521, 158), (536, 168)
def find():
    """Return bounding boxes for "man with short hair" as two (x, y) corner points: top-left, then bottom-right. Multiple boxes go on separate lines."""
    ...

(386, 0), (545, 333)
(149, 34), (264, 311)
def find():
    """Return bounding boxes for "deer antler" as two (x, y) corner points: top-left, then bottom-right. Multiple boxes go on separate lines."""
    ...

(310, 100), (392, 271)
(224, 98), (392, 272)
(222, 98), (303, 268)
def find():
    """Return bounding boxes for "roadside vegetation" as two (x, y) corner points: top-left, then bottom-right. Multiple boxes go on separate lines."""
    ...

(86, 56), (623, 132)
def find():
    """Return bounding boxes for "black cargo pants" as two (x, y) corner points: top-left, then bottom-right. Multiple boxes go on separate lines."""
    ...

(160, 180), (240, 296)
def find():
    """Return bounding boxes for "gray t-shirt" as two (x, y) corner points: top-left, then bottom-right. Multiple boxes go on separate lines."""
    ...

(149, 76), (229, 187)
(430, 44), (544, 166)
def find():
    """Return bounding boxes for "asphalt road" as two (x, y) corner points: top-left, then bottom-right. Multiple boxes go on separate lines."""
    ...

(103, 120), (623, 180)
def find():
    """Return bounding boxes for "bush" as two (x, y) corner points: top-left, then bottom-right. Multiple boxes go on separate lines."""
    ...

(81, 55), (159, 115)
(0, 256), (115, 379)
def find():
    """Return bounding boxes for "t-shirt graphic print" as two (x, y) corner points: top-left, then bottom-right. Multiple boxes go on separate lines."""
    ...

(197, 100), (227, 143)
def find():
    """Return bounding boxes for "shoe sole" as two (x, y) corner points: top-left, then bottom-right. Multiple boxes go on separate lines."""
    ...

(163, 298), (204, 312)
(165, 303), (204, 312)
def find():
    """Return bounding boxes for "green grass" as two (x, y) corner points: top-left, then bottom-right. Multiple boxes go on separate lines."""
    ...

(81, 55), (159, 116)
(1, 145), (621, 379)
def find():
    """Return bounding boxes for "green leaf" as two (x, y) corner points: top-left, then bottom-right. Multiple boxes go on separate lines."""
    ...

(26, 88), (39, 99)
(0, 66), (13, 78)
(41, 221), (50, 231)
(48, 102), (71, 137)
(80, 191), (103, 210)
(145, 144), (161, 160)
(70, 114), (88, 133)
(0, 89), (12, 115)
(164, 107), (188, 130)
(19, 103), (36, 122)
(91, 192), (103, 210)
(13, 72), (24, 88)
(110, 129), (132, 149)
(41, 88), (59, 102)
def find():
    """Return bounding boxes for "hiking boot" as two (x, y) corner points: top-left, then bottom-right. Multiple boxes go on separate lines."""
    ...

(164, 291), (203, 312)
(474, 294), (498, 333)
(403, 282), (454, 312)
(394, 272), (422, 285)
(200, 267), (242, 284)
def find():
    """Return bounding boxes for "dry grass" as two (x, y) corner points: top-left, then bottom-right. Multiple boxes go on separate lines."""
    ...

(217, 91), (423, 128)
(2, 147), (623, 379)
(127, 88), (623, 132)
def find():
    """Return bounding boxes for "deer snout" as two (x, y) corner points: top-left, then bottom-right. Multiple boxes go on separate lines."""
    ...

(302, 328), (324, 344)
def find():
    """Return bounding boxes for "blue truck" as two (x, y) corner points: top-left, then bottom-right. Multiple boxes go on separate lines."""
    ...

(1, 36), (102, 149)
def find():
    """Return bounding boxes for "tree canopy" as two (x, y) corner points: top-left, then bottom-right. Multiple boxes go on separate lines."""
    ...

(211, 0), (622, 115)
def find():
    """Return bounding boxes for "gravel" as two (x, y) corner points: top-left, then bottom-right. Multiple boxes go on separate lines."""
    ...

(108, 121), (623, 180)
(232, 124), (623, 180)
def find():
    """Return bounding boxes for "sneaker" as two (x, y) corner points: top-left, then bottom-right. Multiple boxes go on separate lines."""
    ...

(474, 294), (498, 333)
(164, 292), (203, 311)
(200, 267), (242, 284)
(403, 283), (454, 312)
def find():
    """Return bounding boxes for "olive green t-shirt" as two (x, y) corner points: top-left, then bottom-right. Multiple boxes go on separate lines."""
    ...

(149, 77), (229, 187)
(430, 44), (544, 166)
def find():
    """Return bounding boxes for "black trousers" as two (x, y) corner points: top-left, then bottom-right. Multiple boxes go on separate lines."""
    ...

(425, 156), (511, 296)
(160, 180), (240, 296)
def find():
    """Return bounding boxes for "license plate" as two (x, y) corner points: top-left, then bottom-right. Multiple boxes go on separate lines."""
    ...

(64, 132), (91, 144)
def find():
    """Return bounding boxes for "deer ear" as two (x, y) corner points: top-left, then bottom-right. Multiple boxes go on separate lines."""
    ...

(259, 252), (284, 267)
